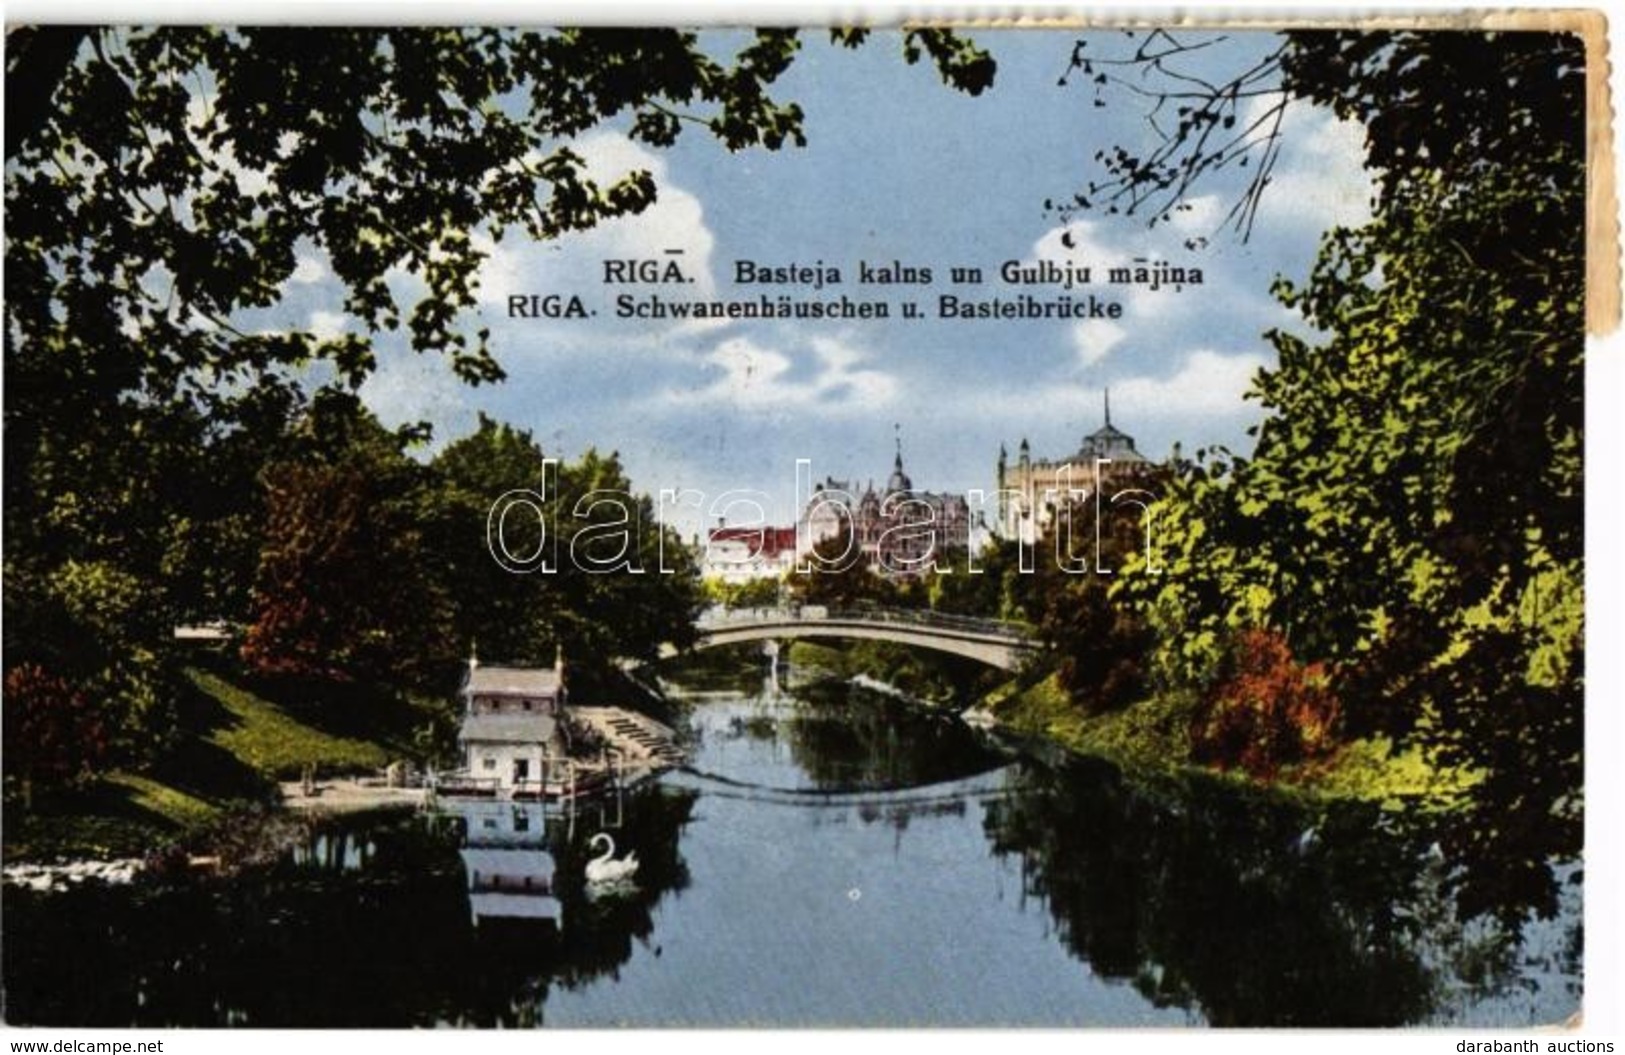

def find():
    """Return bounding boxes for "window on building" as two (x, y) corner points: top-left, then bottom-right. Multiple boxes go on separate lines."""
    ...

(483, 757), (497, 771)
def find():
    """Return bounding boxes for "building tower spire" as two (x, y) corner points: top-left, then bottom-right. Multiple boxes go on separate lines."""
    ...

(1104, 386), (1112, 428)
(886, 422), (912, 493)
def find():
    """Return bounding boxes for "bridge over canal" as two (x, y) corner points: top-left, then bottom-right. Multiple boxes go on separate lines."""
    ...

(689, 607), (1039, 671)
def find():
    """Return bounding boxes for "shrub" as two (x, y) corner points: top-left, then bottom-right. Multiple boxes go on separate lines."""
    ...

(1190, 628), (1342, 779)
(3, 664), (110, 805)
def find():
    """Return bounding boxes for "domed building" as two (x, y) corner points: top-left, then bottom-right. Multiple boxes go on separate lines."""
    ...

(800, 436), (972, 576)
(996, 390), (1161, 543)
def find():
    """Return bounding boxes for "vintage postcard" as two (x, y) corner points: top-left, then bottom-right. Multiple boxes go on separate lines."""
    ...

(0, 15), (1608, 1033)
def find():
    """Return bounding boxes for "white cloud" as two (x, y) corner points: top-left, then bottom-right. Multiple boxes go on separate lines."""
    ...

(1163, 193), (1225, 236)
(1072, 319), (1126, 368)
(357, 350), (473, 441)
(471, 232), (538, 309)
(475, 132), (719, 312)
(1247, 97), (1374, 233)
(1033, 218), (1128, 272)
(308, 310), (346, 341)
(1033, 194), (1222, 270)
(672, 333), (897, 414)
(1112, 348), (1267, 417)
(1028, 212), (1250, 348)
(576, 135), (715, 282)
(289, 252), (329, 285)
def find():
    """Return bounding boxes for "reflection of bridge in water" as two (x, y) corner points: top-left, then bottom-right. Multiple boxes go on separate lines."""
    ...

(688, 607), (1039, 671)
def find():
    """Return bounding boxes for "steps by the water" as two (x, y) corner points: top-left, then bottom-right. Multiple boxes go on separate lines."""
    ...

(571, 707), (686, 767)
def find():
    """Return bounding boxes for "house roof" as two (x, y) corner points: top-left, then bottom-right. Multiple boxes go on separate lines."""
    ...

(466, 665), (562, 697)
(1076, 442), (1151, 464)
(458, 713), (558, 744)
(460, 848), (556, 882)
(470, 893), (563, 921)
(707, 525), (799, 559)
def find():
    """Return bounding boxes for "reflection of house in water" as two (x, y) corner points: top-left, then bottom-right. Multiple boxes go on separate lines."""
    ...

(457, 657), (568, 793)
(452, 799), (561, 929)
(290, 830), (376, 872)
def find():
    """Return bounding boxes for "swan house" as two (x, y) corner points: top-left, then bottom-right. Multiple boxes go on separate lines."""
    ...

(456, 661), (569, 794)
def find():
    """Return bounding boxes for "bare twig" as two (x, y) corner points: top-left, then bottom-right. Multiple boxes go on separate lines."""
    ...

(1057, 32), (1291, 241)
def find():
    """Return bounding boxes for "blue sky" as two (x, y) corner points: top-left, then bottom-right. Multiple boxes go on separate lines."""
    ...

(272, 28), (1374, 534)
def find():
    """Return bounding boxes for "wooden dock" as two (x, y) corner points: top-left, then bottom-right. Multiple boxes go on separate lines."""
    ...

(279, 708), (685, 812)
(279, 780), (428, 813)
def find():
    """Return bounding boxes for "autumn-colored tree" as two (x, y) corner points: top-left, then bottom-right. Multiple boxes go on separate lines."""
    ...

(3, 664), (109, 807)
(241, 400), (452, 684)
(1191, 628), (1342, 779)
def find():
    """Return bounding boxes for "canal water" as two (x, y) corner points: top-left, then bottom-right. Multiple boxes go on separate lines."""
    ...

(1, 663), (1581, 1028)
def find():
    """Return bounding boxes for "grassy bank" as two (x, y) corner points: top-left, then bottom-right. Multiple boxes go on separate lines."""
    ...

(985, 671), (1474, 809)
(692, 644), (1470, 810)
(4, 663), (448, 862)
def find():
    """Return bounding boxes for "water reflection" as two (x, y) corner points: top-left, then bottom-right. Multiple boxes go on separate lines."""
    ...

(1, 667), (1582, 1027)
(683, 673), (1006, 794)
(453, 801), (561, 928)
(980, 755), (1581, 1026)
(1, 786), (697, 1027)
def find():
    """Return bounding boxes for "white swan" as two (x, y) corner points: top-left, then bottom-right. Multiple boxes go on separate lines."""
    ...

(585, 832), (639, 885)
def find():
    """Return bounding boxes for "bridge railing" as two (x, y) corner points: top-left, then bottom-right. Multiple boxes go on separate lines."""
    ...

(696, 605), (1035, 643)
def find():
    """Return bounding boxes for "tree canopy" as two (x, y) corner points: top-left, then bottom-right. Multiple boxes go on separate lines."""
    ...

(1076, 29), (1586, 920)
(2, 26), (994, 797)
(5, 27), (992, 398)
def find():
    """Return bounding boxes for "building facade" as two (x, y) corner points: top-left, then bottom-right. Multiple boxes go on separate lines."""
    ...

(996, 392), (1161, 543)
(457, 661), (567, 791)
(701, 524), (799, 583)
(799, 442), (973, 575)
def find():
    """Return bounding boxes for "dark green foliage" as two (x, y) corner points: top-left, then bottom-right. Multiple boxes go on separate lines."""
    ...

(787, 528), (891, 610)
(3, 27), (992, 795)
(703, 575), (783, 611)
(423, 414), (558, 667)
(1089, 30), (1585, 921)
(1034, 491), (1161, 715)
